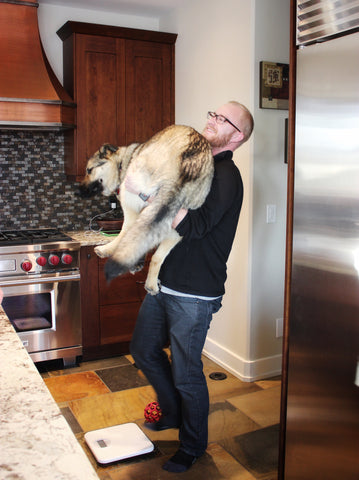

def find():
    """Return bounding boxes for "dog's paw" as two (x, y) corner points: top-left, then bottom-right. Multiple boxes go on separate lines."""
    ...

(145, 278), (160, 296)
(104, 258), (129, 282)
(94, 245), (111, 258)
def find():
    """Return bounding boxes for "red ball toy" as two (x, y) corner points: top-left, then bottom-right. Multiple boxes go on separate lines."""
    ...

(144, 401), (162, 423)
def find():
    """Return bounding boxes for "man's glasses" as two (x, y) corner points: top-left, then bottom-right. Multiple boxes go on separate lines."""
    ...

(207, 111), (241, 133)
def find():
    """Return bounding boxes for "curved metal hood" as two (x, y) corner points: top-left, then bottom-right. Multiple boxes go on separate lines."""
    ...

(0, 0), (75, 130)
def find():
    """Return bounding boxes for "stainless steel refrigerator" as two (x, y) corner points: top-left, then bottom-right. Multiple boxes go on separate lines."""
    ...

(284, 2), (359, 478)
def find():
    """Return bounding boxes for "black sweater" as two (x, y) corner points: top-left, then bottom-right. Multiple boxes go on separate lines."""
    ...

(159, 150), (244, 297)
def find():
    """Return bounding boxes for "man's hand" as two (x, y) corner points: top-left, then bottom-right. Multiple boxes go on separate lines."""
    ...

(172, 208), (188, 228)
(124, 175), (138, 195)
(124, 175), (153, 203)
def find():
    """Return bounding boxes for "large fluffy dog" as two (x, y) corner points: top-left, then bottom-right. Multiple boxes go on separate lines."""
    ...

(80, 124), (214, 295)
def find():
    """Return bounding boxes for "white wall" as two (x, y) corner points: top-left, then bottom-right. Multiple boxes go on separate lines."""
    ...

(38, 2), (160, 82)
(38, 0), (289, 381)
(161, 0), (289, 381)
(160, 0), (255, 377)
(251, 0), (289, 366)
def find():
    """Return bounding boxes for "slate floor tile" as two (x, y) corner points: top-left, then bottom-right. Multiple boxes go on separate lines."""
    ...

(101, 442), (257, 480)
(219, 424), (280, 480)
(203, 357), (263, 401)
(41, 355), (280, 479)
(69, 385), (157, 432)
(208, 400), (261, 444)
(44, 371), (110, 403)
(254, 376), (281, 390)
(96, 364), (149, 391)
(228, 386), (281, 427)
(60, 406), (83, 434)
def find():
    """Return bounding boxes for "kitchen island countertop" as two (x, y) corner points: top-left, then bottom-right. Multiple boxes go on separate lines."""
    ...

(67, 230), (116, 246)
(0, 306), (99, 480)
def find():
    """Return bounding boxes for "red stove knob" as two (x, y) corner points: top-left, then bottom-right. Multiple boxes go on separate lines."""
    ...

(49, 254), (60, 266)
(36, 256), (47, 267)
(21, 260), (32, 272)
(62, 254), (73, 265)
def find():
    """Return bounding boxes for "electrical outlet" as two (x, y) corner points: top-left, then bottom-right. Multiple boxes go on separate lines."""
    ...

(109, 195), (117, 209)
(266, 204), (276, 223)
(276, 317), (283, 338)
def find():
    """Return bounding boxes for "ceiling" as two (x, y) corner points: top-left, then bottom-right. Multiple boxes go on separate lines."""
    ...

(41, 0), (183, 16)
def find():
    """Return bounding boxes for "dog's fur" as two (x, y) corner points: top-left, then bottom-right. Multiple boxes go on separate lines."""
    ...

(79, 124), (214, 295)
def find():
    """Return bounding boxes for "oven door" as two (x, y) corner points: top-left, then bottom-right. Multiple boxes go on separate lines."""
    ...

(1, 273), (82, 363)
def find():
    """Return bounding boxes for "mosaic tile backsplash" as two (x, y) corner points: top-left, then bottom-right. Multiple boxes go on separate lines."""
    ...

(0, 131), (117, 231)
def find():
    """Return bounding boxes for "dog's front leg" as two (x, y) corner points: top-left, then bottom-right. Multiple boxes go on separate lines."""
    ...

(94, 196), (139, 258)
(94, 232), (124, 258)
(145, 230), (182, 295)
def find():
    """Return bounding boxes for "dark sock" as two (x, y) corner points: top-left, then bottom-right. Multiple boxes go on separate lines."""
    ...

(162, 449), (198, 473)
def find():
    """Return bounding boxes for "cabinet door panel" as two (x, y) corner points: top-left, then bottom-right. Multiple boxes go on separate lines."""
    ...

(59, 22), (176, 180)
(125, 40), (174, 143)
(80, 246), (100, 348)
(84, 51), (117, 155)
(98, 258), (147, 305)
(76, 35), (121, 172)
(100, 303), (140, 345)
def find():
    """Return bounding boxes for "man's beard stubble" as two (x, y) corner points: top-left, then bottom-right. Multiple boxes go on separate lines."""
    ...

(203, 128), (233, 149)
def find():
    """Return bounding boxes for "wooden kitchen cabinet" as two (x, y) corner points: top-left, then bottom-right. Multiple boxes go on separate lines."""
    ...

(80, 245), (149, 360)
(57, 21), (177, 181)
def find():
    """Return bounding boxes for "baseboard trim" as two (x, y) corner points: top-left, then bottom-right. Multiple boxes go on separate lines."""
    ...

(203, 337), (282, 382)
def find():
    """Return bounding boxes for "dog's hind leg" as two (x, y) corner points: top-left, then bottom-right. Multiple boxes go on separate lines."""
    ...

(145, 230), (182, 295)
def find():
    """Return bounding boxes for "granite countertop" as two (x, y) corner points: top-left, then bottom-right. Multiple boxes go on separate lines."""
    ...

(67, 230), (118, 246)
(0, 307), (99, 480)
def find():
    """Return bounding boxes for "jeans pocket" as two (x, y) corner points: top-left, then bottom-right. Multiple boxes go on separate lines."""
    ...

(210, 296), (223, 315)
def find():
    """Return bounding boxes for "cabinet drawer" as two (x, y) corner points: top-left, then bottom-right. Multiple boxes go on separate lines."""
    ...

(100, 303), (141, 345)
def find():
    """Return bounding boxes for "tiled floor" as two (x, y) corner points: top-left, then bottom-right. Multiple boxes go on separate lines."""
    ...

(39, 354), (281, 479)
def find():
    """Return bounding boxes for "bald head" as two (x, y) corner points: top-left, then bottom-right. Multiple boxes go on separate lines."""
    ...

(203, 101), (254, 155)
(224, 101), (254, 145)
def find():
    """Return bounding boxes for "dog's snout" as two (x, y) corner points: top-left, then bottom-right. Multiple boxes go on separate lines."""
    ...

(78, 180), (104, 198)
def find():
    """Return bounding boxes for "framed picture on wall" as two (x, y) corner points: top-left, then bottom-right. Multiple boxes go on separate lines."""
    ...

(260, 61), (289, 110)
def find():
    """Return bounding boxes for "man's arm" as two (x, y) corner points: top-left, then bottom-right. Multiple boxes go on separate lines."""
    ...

(174, 163), (242, 241)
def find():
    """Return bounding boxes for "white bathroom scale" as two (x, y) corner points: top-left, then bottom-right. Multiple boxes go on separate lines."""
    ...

(84, 422), (154, 464)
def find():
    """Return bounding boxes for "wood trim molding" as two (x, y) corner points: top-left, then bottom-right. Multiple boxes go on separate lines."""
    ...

(57, 20), (177, 45)
(278, 0), (297, 477)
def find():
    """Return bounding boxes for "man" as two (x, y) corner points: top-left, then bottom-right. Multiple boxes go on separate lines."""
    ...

(130, 101), (254, 473)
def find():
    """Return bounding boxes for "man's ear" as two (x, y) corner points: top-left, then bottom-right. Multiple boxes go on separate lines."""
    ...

(233, 130), (245, 144)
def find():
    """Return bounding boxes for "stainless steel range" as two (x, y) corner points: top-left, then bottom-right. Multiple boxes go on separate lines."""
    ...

(0, 229), (82, 366)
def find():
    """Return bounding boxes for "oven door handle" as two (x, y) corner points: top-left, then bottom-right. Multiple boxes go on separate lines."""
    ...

(0, 272), (80, 287)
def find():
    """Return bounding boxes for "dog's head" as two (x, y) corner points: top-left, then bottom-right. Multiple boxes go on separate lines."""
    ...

(79, 144), (120, 198)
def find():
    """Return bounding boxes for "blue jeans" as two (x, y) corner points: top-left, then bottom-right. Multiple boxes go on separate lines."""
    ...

(130, 291), (222, 457)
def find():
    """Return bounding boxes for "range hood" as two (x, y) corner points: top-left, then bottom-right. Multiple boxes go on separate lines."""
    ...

(0, 0), (75, 130)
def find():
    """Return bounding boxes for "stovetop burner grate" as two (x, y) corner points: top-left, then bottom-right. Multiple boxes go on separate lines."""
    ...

(0, 229), (72, 246)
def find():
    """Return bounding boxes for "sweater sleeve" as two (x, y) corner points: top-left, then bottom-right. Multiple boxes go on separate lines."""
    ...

(175, 157), (242, 241)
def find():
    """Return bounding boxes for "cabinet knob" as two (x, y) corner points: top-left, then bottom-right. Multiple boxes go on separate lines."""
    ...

(87, 253), (91, 259)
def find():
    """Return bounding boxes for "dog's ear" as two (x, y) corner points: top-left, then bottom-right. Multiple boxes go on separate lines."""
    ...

(99, 144), (118, 158)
